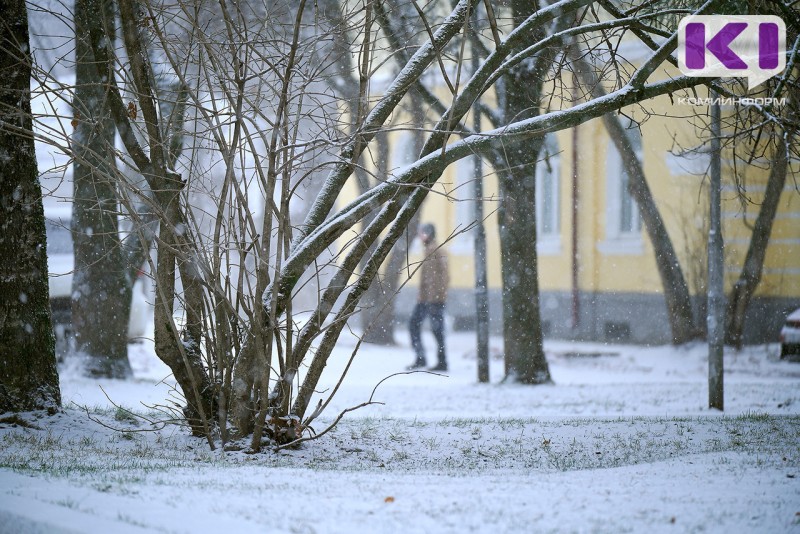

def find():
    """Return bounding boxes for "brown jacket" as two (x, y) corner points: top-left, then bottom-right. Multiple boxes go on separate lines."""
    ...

(419, 241), (448, 303)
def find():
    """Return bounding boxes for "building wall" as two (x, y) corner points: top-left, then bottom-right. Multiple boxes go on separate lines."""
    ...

(398, 93), (800, 345)
(394, 286), (799, 345)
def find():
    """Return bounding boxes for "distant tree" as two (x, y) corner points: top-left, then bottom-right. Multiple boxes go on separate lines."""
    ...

(315, 0), (396, 344)
(71, 0), (133, 378)
(724, 141), (790, 347)
(569, 50), (701, 344)
(494, 0), (558, 384)
(0, 0), (61, 413)
(319, 0), (431, 346)
(70, 0), (183, 378)
(720, 0), (800, 345)
(725, 88), (798, 347)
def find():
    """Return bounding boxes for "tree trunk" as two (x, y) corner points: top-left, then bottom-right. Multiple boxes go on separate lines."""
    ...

(113, 0), (215, 438)
(0, 0), (62, 412)
(603, 115), (700, 343)
(569, 50), (700, 344)
(72, 0), (132, 377)
(152, 189), (215, 438)
(498, 156), (551, 384)
(497, 0), (552, 385)
(724, 135), (791, 348)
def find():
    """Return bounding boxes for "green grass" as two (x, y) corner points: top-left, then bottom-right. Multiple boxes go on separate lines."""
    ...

(1, 411), (798, 482)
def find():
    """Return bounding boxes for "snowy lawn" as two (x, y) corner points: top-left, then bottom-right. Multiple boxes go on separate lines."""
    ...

(1, 331), (799, 533)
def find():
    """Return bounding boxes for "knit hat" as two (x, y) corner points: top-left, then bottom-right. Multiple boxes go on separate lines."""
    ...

(419, 223), (436, 239)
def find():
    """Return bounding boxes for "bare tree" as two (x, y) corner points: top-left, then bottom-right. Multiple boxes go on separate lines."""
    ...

(724, 76), (799, 346)
(570, 50), (700, 344)
(724, 133), (793, 347)
(240, 0), (707, 443)
(493, 0), (564, 384)
(28, 0), (728, 446)
(70, 0), (135, 377)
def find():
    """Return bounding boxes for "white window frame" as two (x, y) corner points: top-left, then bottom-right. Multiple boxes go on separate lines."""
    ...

(536, 134), (561, 255)
(391, 131), (415, 170)
(451, 157), (478, 253)
(599, 123), (644, 255)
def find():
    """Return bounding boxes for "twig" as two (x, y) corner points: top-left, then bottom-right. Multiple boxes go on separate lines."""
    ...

(76, 386), (175, 433)
(82, 404), (170, 434)
(411, 0), (456, 94)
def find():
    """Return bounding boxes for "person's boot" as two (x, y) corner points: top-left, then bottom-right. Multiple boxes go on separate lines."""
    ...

(406, 358), (426, 370)
(429, 361), (448, 372)
(430, 346), (447, 372)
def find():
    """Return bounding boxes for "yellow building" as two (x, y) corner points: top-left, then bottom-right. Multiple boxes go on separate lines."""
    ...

(396, 91), (800, 345)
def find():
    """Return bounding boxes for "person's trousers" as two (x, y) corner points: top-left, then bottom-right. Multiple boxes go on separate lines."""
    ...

(409, 302), (446, 366)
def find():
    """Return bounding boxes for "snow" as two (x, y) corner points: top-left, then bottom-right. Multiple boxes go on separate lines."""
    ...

(2, 331), (799, 533)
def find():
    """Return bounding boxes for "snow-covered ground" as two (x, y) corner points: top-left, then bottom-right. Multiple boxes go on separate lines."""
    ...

(1, 330), (799, 533)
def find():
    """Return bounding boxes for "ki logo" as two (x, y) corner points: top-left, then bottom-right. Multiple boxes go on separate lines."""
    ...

(678, 16), (786, 89)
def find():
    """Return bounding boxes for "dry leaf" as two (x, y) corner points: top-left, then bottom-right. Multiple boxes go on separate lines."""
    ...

(384, 497), (395, 503)
(127, 101), (137, 119)
(71, 112), (80, 129)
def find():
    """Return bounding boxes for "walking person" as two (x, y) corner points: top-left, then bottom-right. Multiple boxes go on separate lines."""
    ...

(407, 223), (449, 372)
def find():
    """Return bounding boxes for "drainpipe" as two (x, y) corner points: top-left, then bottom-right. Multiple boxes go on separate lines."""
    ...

(571, 122), (580, 330)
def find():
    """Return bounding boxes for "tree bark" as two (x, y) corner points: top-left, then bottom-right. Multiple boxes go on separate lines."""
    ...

(72, 0), (133, 377)
(498, 157), (551, 384)
(0, 0), (62, 412)
(724, 135), (791, 348)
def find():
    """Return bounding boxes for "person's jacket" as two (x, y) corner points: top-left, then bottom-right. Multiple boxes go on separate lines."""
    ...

(418, 241), (448, 304)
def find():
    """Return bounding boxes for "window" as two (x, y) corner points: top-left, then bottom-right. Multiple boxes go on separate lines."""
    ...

(536, 133), (561, 254)
(618, 125), (642, 234)
(452, 156), (480, 251)
(44, 218), (73, 255)
(391, 131), (415, 170)
(601, 120), (643, 254)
